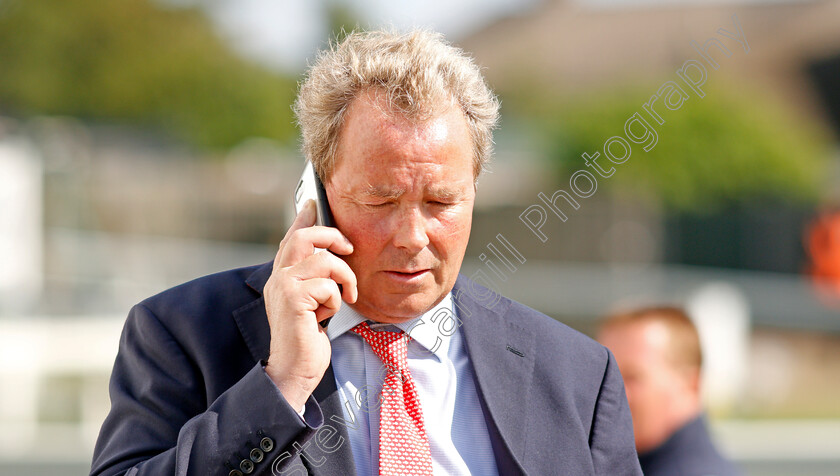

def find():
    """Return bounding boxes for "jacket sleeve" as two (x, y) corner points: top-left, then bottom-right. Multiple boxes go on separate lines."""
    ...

(589, 349), (643, 476)
(90, 303), (323, 476)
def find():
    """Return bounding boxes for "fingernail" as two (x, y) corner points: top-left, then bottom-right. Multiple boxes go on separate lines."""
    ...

(304, 199), (316, 220)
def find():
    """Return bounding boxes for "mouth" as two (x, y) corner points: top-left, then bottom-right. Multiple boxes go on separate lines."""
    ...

(384, 269), (431, 281)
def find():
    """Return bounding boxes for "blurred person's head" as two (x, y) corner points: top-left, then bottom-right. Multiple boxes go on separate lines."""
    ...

(293, 29), (500, 324)
(597, 306), (703, 454)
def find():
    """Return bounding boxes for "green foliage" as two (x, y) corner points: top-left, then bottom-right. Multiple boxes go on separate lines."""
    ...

(326, 2), (363, 44)
(528, 80), (831, 211)
(0, 0), (299, 149)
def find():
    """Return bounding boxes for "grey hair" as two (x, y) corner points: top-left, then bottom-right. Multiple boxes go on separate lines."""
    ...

(294, 29), (500, 182)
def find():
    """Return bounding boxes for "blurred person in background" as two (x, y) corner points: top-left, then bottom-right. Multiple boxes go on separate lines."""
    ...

(806, 208), (840, 306)
(597, 306), (740, 476)
(91, 29), (641, 476)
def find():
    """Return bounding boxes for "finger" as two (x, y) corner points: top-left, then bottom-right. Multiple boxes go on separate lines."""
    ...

(290, 199), (317, 235)
(302, 278), (343, 321)
(315, 305), (337, 322)
(273, 200), (317, 269)
(279, 226), (354, 267)
(291, 251), (358, 303)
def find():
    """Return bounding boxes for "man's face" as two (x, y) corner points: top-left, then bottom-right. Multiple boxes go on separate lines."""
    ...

(598, 321), (692, 454)
(325, 90), (475, 324)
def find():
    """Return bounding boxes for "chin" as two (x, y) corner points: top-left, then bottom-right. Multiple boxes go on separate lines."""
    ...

(357, 289), (445, 324)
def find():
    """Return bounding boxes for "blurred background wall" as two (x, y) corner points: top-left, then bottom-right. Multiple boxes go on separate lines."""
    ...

(0, 1), (839, 475)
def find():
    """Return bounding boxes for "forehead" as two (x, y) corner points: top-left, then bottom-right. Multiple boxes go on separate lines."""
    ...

(332, 90), (474, 184)
(601, 321), (672, 366)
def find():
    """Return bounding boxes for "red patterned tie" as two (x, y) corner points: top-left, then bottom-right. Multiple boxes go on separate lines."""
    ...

(351, 322), (434, 476)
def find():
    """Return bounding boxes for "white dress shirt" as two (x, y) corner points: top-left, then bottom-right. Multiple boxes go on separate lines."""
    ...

(326, 294), (499, 476)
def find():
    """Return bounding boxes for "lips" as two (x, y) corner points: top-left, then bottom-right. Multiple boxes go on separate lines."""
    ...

(383, 269), (431, 282)
(388, 269), (429, 277)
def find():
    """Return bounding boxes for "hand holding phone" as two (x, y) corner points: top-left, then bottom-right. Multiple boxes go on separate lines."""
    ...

(262, 161), (357, 411)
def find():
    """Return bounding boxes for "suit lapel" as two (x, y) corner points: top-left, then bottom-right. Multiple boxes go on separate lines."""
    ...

(233, 262), (273, 363)
(233, 263), (356, 475)
(455, 275), (535, 475)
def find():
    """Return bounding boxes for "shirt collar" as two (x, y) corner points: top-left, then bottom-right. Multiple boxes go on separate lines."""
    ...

(326, 293), (455, 360)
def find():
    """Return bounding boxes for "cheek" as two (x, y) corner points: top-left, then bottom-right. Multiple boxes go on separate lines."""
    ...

(634, 377), (673, 417)
(430, 209), (473, 248)
(340, 216), (387, 259)
(626, 376), (656, 405)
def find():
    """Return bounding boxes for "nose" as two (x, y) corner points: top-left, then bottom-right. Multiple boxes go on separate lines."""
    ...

(392, 206), (430, 251)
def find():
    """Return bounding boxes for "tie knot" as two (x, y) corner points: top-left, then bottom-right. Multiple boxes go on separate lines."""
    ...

(350, 322), (410, 373)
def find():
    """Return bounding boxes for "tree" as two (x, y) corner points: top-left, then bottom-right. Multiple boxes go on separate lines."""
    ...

(0, 0), (299, 149)
(509, 79), (831, 211)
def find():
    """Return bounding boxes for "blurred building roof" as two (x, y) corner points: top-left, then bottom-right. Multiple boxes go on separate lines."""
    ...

(460, 0), (840, 134)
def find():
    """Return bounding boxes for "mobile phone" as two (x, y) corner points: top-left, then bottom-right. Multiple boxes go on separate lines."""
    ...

(293, 160), (335, 228)
(293, 161), (344, 312)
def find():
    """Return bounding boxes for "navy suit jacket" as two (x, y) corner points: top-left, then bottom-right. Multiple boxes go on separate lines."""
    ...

(91, 262), (641, 475)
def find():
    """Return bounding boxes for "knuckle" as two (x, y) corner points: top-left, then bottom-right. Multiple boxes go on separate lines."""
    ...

(285, 230), (301, 248)
(320, 250), (338, 267)
(287, 227), (309, 246)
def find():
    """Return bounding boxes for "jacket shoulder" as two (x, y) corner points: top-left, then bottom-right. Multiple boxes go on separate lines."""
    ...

(507, 296), (608, 363)
(127, 262), (271, 352)
(138, 262), (268, 315)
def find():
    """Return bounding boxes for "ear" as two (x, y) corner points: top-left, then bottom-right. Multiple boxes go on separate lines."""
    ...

(684, 365), (702, 395)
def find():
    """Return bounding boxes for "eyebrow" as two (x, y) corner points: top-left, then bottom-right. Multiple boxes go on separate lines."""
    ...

(361, 184), (464, 200)
(427, 186), (463, 201)
(362, 185), (405, 199)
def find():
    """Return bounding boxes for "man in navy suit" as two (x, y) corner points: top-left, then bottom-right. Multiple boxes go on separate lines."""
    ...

(92, 29), (641, 476)
(598, 307), (740, 476)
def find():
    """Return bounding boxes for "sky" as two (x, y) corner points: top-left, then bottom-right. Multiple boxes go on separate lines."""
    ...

(203, 0), (541, 72)
(181, 0), (805, 72)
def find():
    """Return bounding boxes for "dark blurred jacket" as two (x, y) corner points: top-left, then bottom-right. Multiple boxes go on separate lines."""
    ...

(639, 414), (740, 476)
